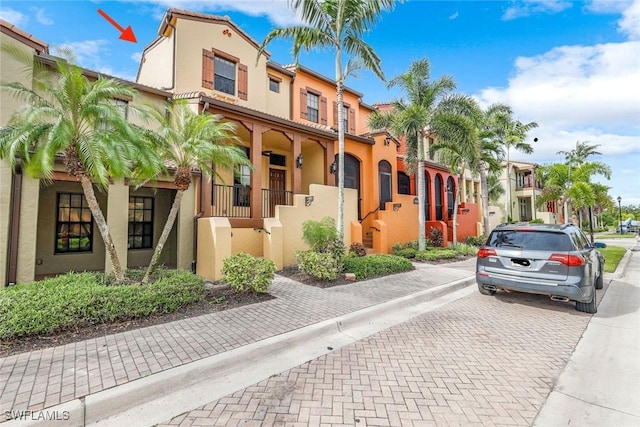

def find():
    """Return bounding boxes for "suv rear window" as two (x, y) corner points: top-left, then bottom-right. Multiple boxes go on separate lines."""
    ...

(487, 230), (573, 251)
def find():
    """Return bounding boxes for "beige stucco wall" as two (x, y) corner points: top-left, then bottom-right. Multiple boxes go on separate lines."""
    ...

(277, 184), (357, 267)
(377, 194), (420, 253)
(266, 69), (292, 119)
(263, 218), (283, 270)
(197, 217), (231, 281)
(173, 18), (270, 112)
(35, 181), (107, 278)
(137, 37), (174, 89)
(177, 184), (196, 270)
(0, 32), (38, 285)
(105, 178), (129, 274)
(301, 142), (325, 195)
(231, 228), (262, 257)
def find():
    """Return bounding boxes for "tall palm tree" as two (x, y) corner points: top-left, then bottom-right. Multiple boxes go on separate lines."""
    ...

(476, 103), (511, 234)
(0, 48), (156, 282)
(493, 112), (538, 221)
(139, 100), (251, 283)
(428, 94), (481, 245)
(368, 59), (475, 249)
(258, 0), (401, 242)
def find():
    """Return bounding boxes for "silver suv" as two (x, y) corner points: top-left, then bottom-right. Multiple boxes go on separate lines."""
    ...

(476, 223), (604, 313)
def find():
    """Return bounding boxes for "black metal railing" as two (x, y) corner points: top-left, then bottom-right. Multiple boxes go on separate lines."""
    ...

(211, 184), (251, 218)
(261, 188), (293, 218)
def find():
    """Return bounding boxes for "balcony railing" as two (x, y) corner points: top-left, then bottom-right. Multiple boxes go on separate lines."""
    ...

(211, 184), (251, 218)
(210, 185), (295, 218)
(261, 188), (293, 218)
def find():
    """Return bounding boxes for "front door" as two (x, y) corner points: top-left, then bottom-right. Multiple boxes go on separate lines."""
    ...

(268, 168), (286, 217)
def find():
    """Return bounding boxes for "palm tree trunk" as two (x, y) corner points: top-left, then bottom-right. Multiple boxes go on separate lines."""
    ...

(417, 134), (426, 251)
(479, 161), (490, 235)
(506, 147), (511, 222)
(336, 56), (345, 242)
(79, 175), (124, 282)
(143, 189), (184, 283)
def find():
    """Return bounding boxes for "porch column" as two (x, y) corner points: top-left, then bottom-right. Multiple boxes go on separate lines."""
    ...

(177, 184), (195, 270)
(250, 124), (265, 220)
(105, 178), (129, 274)
(325, 139), (335, 186)
(292, 134), (304, 195)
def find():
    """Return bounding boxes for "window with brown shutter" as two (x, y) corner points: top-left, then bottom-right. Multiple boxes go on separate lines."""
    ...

(320, 96), (328, 125)
(300, 88), (308, 119)
(348, 108), (356, 134)
(202, 49), (214, 89)
(238, 63), (248, 100)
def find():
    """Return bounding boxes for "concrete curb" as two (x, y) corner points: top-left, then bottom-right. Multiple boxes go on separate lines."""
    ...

(615, 243), (637, 278)
(4, 275), (475, 427)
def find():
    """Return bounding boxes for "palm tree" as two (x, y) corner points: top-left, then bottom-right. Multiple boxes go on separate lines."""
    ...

(476, 103), (511, 234)
(258, 0), (401, 242)
(368, 59), (476, 249)
(139, 100), (251, 283)
(0, 49), (156, 282)
(493, 112), (538, 221)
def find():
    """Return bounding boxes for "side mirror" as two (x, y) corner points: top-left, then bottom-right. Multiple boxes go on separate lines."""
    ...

(594, 242), (607, 249)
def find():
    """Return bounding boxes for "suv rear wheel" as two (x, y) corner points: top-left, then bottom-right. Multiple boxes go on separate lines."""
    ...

(478, 283), (496, 296)
(575, 284), (597, 314)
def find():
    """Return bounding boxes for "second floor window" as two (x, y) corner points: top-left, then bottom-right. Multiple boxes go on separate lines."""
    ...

(214, 56), (236, 95)
(269, 78), (280, 93)
(342, 105), (349, 132)
(307, 92), (319, 123)
(234, 146), (251, 207)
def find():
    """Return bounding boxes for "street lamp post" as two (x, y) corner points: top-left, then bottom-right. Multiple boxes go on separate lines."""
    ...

(617, 196), (623, 234)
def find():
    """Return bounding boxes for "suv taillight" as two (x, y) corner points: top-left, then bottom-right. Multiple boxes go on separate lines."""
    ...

(478, 248), (497, 258)
(549, 253), (585, 266)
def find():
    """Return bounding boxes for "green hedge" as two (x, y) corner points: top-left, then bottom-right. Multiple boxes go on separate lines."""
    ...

(344, 254), (414, 280)
(415, 249), (458, 261)
(0, 270), (205, 339)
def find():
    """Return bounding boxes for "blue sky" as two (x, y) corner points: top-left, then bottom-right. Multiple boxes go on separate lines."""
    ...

(2, 0), (639, 207)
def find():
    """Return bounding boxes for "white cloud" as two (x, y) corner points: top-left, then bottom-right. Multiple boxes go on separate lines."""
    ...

(502, 0), (573, 20)
(618, 0), (640, 39)
(131, 52), (142, 63)
(449, 12), (459, 20)
(122, 0), (299, 26)
(585, 0), (632, 14)
(54, 40), (110, 68)
(0, 7), (27, 26)
(30, 7), (53, 25)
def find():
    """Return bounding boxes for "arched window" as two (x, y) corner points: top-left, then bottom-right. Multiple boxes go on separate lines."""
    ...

(397, 171), (411, 195)
(447, 176), (455, 220)
(379, 160), (392, 211)
(424, 171), (431, 221)
(435, 174), (443, 221)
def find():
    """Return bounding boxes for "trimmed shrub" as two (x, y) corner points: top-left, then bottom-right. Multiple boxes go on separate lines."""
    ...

(391, 242), (404, 255)
(349, 242), (367, 257)
(395, 248), (418, 259)
(415, 249), (458, 261)
(529, 218), (544, 224)
(0, 270), (205, 339)
(343, 254), (414, 280)
(302, 217), (338, 252)
(296, 250), (339, 280)
(453, 243), (478, 256)
(463, 235), (486, 247)
(427, 227), (444, 247)
(222, 253), (276, 293)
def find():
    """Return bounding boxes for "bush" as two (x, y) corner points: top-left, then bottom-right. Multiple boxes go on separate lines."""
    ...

(463, 235), (486, 247)
(343, 254), (413, 280)
(302, 217), (339, 252)
(453, 243), (478, 256)
(395, 248), (419, 259)
(296, 250), (339, 280)
(415, 249), (458, 261)
(529, 218), (544, 224)
(427, 227), (444, 247)
(0, 270), (205, 339)
(222, 253), (276, 293)
(349, 242), (367, 257)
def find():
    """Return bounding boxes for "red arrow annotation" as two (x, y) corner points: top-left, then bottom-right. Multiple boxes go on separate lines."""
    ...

(97, 9), (137, 43)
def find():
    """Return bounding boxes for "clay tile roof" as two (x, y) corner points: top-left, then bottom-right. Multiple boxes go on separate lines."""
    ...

(0, 19), (49, 53)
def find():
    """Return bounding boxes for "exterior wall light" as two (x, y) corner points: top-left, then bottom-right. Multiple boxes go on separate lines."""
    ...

(305, 196), (314, 207)
(393, 203), (402, 211)
(296, 153), (304, 168)
(330, 161), (337, 174)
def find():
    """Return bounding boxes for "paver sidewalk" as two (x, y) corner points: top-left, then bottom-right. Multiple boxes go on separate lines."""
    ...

(0, 260), (475, 419)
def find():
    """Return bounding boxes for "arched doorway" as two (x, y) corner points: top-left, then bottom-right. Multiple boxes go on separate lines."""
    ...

(336, 153), (361, 219)
(379, 160), (392, 211)
(447, 176), (455, 220)
(435, 174), (443, 221)
(423, 171), (431, 221)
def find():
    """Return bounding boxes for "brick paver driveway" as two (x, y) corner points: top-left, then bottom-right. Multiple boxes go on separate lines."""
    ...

(160, 285), (600, 426)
